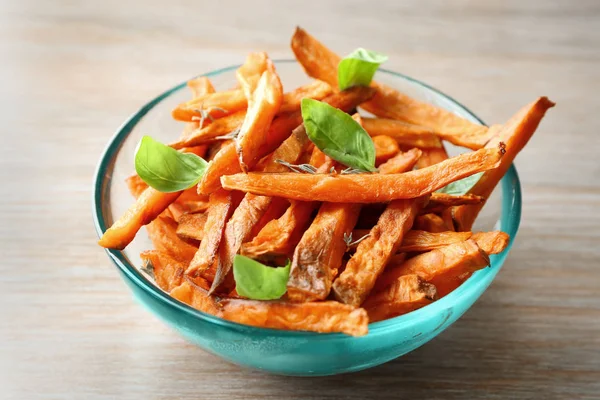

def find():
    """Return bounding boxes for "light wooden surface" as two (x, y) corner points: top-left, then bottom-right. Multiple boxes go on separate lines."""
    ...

(1, 0), (599, 398)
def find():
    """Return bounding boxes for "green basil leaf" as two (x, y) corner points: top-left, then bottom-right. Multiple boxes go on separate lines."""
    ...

(135, 136), (208, 193)
(233, 255), (290, 300)
(437, 172), (483, 195)
(338, 48), (388, 90)
(301, 98), (376, 172)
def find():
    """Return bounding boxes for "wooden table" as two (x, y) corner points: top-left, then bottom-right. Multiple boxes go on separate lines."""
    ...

(2, 1), (599, 398)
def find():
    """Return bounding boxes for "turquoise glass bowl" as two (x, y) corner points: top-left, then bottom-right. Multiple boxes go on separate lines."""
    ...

(93, 60), (521, 376)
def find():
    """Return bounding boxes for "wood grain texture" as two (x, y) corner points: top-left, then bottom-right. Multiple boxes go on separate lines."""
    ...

(1, 0), (599, 398)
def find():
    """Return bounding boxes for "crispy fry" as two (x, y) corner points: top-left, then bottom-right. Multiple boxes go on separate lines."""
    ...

(187, 76), (216, 98)
(362, 118), (442, 149)
(249, 197), (289, 238)
(377, 148), (422, 175)
(221, 145), (505, 203)
(414, 213), (451, 233)
(197, 86), (375, 195)
(236, 52), (269, 99)
(426, 193), (485, 210)
(398, 230), (472, 252)
(219, 299), (368, 336)
(452, 97), (555, 230)
(168, 185), (210, 222)
(364, 274), (437, 322)
(416, 145), (449, 169)
(176, 213), (207, 242)
(236, 61), (284, 171)
(441, 207), (456, 232)
(187, 189), (234, 275)
(146, 216), (198, 264)
(125, 174), (148, 198)
(375, 239), (490, 292)
(98, 187), (182, 250)
(472, 231), (510, 255)
(211, 125), (313, 293)
(287, 202), (361, 302)
(140, 250), (185, 292)
(170, 280), (221, 315)
(171, 110), (246, 149)
(280, 80), (332, 113)
(373, 135), (400, 165)
(291, 27), (490, 149)
(333, 197), (427, 306)
(172, 89), (248, 122)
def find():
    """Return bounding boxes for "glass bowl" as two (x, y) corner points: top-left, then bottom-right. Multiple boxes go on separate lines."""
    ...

(93, 60), (521, 376)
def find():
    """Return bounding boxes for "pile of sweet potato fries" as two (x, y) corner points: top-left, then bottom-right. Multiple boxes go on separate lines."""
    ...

(98, 27), (554, 336)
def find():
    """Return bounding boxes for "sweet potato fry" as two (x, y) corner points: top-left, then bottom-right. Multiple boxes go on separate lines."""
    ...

(125, 174), (148, 198)
(236, 61), (284, 171)
(140, 250), (186, 292)
(472, 231), (510, 255)
(197, 86), (375, 195)
(211, 125), (313, 293)
(287, 202), (361, 302)
(332, 196), (427, 306)
(221, 144), (505, 203)
(452, 97), (555, 230)
(167, 185), (210, 222)
(170, 280), (221, 315)
(416, 145), (449, 169)
(279, 80), (332, 113)
(218, 299), (368, 336)
(176, 213), (207, 242)
(145, 216), (198, 264)
(98, 187), (182, 250)
(427, 193), (485, 209)
(187, 76), (216, 98)
(375, 239), (490, 292)
(291, 27), (490, 150)
(377, 148), (422, 175)
(170, 110), (247, 149)
(187, 189), (234, 275)
(363, 274), (437, 322)
(172, 89), (248, 122)
(397, 230), (472, 252)
(236, 52), (269, 99)
(249, 197), (289, 238)
(440, 208), (456, 232)
(362, 118), (442, 149)
(373, 135), (400, 165)
(413, 213), (452, 233)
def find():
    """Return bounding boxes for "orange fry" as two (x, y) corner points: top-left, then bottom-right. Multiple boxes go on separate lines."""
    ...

(397, 230), (472, 252)
(236, 52), (269, 99)
(187, 189), (234, 276)
(414, 213), (452, 233)
(286, 202), (361, 302)
(472, 231), (510, 255)
(219, 299), (368, 336)
(187, 76), (216, 98)
(364, 274), (437, 322)
(170, 110), (246, 149)
(146, 216), (198, 264)
(452, 97), (555, 230)
(290, 27), (490, 150)
(362, 117), (442, 149)
(416, 145), (449, 169)
(236, 60), (283, 171)
(279, 80), (332, 113)
(375, 239), (490, 292)
(98, 187), (182, 250)
(221, 145), (505, 203)
(175, 213), (207, 242)
(332, 196), (427, 306)
(172, 89), (248, 122)
(377, 148), (422, 175)
(140, 250), (186, 292)
(197, 86), (375, 195)
(249, 196), (289, 239)
(373, 135), (400, 165)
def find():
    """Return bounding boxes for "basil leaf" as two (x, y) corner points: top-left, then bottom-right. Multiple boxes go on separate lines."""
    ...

(135, 136), (208, 193)
(437, 172), (483, 195)
(338, 48), (388, 90)
(301, 98), (376, 172)
(233, 255), (290, 300)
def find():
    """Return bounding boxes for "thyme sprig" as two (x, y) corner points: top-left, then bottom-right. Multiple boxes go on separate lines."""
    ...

(275, 160), (318, 174)
(343, 232), (371, 248)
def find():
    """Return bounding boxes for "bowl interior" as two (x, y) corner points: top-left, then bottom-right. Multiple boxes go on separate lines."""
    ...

(93, 60), (520, 336)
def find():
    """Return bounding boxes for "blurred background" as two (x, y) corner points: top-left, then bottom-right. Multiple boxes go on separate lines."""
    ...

(1, 0), (598, 398)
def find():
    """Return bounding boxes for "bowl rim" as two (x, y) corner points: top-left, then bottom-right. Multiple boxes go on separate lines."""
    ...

(92, 59), (522, 338)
